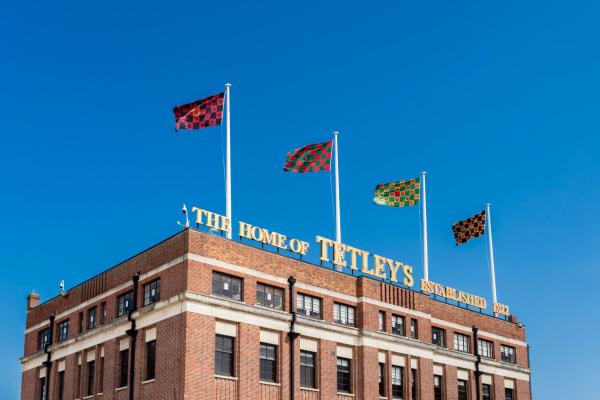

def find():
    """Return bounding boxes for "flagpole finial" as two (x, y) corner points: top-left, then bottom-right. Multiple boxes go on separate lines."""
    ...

(333, 131), (339, 136)
(225, 83), (231, 88)
(486, 202), (491, 207)
(421, 171), (427, 175)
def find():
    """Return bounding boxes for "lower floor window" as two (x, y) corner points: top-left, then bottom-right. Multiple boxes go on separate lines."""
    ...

(457, 379), (468, 400)
(505, 388), (514, 400)
(482, 384), (492, 400)
(87, 360), (95, 396)
(39, 377), (46, 400)
(215, 335), (234, 376)
(336, 357), (351, 393)
(434, 375), (443, 400)
(300, 351), (316, 389)
(378, 363), (386, 396)
(259, 343), (277, 382)
(392, 366), (404, 399)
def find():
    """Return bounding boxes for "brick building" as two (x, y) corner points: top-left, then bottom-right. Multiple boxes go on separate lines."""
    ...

(20, 228), (531, 400)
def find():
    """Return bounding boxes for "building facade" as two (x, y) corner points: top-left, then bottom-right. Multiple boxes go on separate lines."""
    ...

(21, 229), (531, 400)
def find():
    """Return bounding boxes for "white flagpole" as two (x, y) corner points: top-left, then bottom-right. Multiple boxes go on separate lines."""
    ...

(486, 203), (498, 305)
(225, 83), (232, 239)
(333, 131), (342, 242)
(421, 171), (429, 281)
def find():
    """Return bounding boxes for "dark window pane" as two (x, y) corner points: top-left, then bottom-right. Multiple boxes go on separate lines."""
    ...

(87, 361), (95, 396)
(144, 280), (161, 306)
(296, 294), (322, 319)
(411, 368), (417, 400)
(213, 272), (242, 301)
(392, 315), (405, 336)
(146, 340), (156, 380)
(259, 343), (277, 382)
(57, 371), (65, 400)
(336, 358), (351, 393)
(505, 388), (514, 400)
(378, 363), (386, 396)
(118, 292), (134, 317)
(88, 307), (97, 330)
(458, 379), (468, 400)
(482, 384), (492, 400)
(57, 320), (69, 342)
(300, 351), (316, 388)
(432, 328), (446, 347)
(434, 375), (443, 400)
(392, 366), (404, 398)
(119, 349), (129, 388)
(215, 335), (234, 376)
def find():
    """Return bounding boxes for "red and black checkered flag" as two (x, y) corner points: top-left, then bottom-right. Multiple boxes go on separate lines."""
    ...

(283, 141), (332, 172)
(173, 92), (224, 131)
(452, 210), (486, 245)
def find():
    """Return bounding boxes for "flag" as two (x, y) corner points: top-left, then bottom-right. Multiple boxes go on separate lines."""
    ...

(173, 92), (225, 130)
(373, 177), (420, 207)
(283, 141), (333, 172)
(452, 210), (486, 245)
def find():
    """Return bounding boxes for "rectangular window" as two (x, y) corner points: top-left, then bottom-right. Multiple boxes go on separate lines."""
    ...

(143, 279), (161, 306)
(98, 356), (104, 393)
(88, 307), (97, 330)
(500, 345), (516, 364)
(39, 377), (46, 400)
(57, 370), (65, 400)
(434, 375), (443, 400)
(336, 357), (351, 393)
(118, 291), (134, 317)
(392, 366), (404, 399)
(78, 312), (83, 334)
(478, 339), (494, 359)
(333, 303), (356, 326)
(379, 311), (386, 332)
(215, 335), (234, 376)
(259, 343), (277, 382)
(257, 283), (284, 310)
(378, 363), (386, 396)
(411, 319), (418, 339)
(38, 328), (51, 350)
(392, 315), (405, 336)
(212, 272), (242, 300)
(482, 384), (492, 400)
(457, 379), (468, 400)
(76, 364), (81, 398)
(432, 327), (446, 347)
(146, 340), (156, 381)
(87, 360), (95, 396)
(454, 333), (471, 353)
(100, 302), (107, 325)
(505, 388), (514, 400)
(119, 349), (129, 388)
(300, 351), (316, 389)
(411, 368), (417, 400)
(57, 320), (69, 342)
(296, 293), (322, 319)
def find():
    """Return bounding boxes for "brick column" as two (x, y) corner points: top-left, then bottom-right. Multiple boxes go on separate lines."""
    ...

(418, 357), (434, 400)
(444, 365), (458, 400)
(356, 346), (378, 400)
(238, 323), (260, 400)
(319, 340), (337, 399)
(184, 313), (215, 400)
(493, 375), (504, 400)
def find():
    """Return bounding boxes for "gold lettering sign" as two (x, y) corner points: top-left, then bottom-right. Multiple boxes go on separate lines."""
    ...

(316, 236), (414, 287)
(190, 207), (231, 233)
(493, 302), (510, 317)
(238, 221), (309, 256)
(420, 279), (487, 309)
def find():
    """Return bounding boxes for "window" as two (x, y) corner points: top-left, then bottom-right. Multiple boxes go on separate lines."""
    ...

(500, 345), (516, 364)
(38, 328), (50, 350)
(100, 302), (107, 325)
(410, 319), (418, 339)
(392, 315), (405, 336)
(454, 333), (471, 353)
(392, 366), (404, 399)
(478, 339), (494, 359)
(482, 384), (492, 400)
(257, 283), (283, 310)
(98, 356), (104, 393)
(378, 363), (386, 396)
(39, 377), (46, 400)
(259, 343), (277, 382)
(505, 388), (514, 400)
(296, 293), (322, 319)
(87, 360), (95, 396)
(57, 320), (69, 342)
(146, 340), (156, 380)
(432, 327), (446, 347)
(57, 370), (65, 400)
(334, 303), (356, 326)
(118, 291), (134, 317)
(434, 375), (443, 400)
(88, 307), (97, 330)
(336, 357), (351, 393)
(411, 368), (417, 400)
(78, 312), (83, 334)
(212, 272), (242, 300)
(119, 349), (129, 388)
(300, 351), (316, 389)
(457, 379), (468, 400)
(143, 279), (161, 306)
(76, 364), (81, 398)
(379, 311), (386, 331)
(215, 335), (234, 376)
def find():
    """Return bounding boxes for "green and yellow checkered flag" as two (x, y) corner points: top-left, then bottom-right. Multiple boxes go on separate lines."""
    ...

(373, 177), (421, 207)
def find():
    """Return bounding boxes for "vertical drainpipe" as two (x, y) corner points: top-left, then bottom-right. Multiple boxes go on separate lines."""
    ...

(287, 276), (299, 400)
(42, 314), (55, 400)
(472, 326), (481, 400)
(127, 273), (140, 400)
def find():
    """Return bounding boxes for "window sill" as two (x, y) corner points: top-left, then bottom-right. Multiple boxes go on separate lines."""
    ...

(259, 381), (280, 386)
(142, 379), (155, 384)
(115, 386), (127, 392)
(300, 387), (319, 392)
(337, 392), (355, 397)
(214, 374), (238, 381)
(83, 396), (94, 399)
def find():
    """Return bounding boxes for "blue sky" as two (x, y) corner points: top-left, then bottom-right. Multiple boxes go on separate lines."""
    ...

(1, 1), (599, 398)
